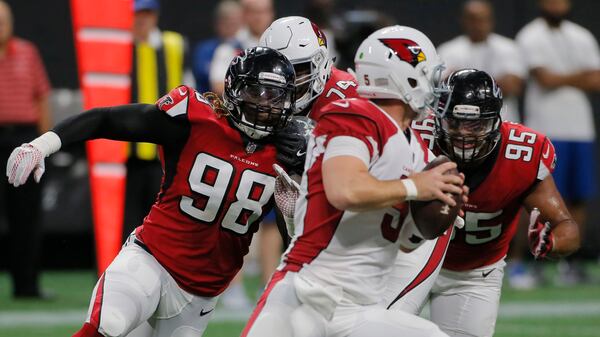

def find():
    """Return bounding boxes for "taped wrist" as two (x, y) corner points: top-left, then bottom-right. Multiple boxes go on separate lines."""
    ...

(29, 131), (62, 157)
(401, 178), (418, 201)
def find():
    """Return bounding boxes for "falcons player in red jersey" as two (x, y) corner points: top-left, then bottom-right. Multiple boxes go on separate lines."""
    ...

(388, 69), (580, 337)
(243, 26), (469, 337)
(6, 47), (309, 337)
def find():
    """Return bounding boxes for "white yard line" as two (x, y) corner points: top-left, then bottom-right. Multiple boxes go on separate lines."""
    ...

(1, 302), (599, 327)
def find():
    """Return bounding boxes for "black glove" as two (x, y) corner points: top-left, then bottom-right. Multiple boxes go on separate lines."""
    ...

(274, 117), (315, 175)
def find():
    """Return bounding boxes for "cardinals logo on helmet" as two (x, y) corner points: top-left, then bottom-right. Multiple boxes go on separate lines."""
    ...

(379, 38), (426, 67)
(311, 22), (327, 47)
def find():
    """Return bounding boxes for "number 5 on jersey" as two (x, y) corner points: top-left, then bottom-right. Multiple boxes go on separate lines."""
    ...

(180, 153), (275, 234)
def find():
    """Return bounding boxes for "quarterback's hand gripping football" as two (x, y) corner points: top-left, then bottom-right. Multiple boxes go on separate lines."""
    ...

(528, 208), (554, 259)
(273, 164), (301, 235)
(6, 144), (46, 187)
(408, 162), (465, 206)
(274, 116), (315, 176)
(6, 131), (62, 187)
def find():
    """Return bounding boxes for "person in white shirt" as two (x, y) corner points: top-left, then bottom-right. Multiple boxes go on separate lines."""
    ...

(437, 0), (526, 123)
(209, 0), (274, 95)
(516, 0), (600, 284)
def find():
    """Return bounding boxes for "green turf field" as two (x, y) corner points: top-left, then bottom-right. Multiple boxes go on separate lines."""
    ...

(1, 262), (599, 337)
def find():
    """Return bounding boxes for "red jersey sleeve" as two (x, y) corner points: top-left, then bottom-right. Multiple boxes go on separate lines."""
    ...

(156, 85), (193, 117)
(537, 136), (557, 181)
(314, 99), (396, 159)
(500, 122), (557, 184)
(157, 85), (215, 121)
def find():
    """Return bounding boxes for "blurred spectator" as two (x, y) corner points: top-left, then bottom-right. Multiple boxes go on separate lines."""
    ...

(124, 0), (189, 239)
(0, 0), (52, 298)
(438, 0), (526, 123)
(517, 0), (600, 284)
(209, 0), (274, 95)
(192, 1), (242, 93)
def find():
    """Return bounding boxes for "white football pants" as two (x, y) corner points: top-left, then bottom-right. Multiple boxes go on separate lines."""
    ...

(429, 259), (506, 337)
(243, 271), (448, 337)
(83, 234), (219, 337)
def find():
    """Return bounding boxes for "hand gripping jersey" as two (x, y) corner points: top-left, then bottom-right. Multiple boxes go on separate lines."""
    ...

(135, 86), (279, 296)
(412, 116), (556, 270)
(280, 98), (432, 304)
(307, 66), (359, 120)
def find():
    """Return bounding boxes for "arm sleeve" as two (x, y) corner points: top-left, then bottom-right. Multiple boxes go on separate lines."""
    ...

(537, 137), (557, 181)
(315, 111), (380, 163)
(323, 136), (371, 166)
(53, 103), (189, 147)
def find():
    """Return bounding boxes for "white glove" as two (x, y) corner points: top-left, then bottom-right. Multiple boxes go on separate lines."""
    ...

(273, 164), (301, 235)
(6, 144), (45, 187)
(6, 131), (61, 187)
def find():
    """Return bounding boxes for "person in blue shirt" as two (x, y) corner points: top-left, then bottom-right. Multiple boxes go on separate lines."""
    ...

(192, 1), (242, 92)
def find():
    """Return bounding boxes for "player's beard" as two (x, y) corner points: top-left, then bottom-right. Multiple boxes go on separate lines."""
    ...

(541, 10), (568, 27)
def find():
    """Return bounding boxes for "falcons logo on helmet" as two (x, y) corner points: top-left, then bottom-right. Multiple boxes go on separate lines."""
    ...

(379, 38), (426, 67)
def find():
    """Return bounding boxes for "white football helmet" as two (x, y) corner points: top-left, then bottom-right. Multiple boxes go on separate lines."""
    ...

(354, 25), (445, 118)
(260, 16), (332, 114)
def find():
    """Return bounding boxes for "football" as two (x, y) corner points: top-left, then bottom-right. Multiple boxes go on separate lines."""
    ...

(410, 155), (463, 240)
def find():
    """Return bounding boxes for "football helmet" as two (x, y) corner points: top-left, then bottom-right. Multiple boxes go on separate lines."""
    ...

(223, 46), (296, 139)
(259, 16), (332, 114)
(354, 25), (445, 119)
(434, 69), (503, 166)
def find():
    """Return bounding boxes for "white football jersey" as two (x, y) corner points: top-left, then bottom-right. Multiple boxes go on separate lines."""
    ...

(279, 98), (432, 305)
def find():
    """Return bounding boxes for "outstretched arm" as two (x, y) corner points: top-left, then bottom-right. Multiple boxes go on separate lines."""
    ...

(523, 175), (581, 259)
(7, 103), (189, 187)
(54, 103), (188, 146)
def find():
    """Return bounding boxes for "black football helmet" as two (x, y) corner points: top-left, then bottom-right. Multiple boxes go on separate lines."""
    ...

(223, 47), (296, 139)
(434, 69), (503, 167)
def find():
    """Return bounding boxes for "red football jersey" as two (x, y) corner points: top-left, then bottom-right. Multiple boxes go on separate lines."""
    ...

(308, 66), (359, 120)
(412, 116), (557, 271)
(135, 86), (279, 296)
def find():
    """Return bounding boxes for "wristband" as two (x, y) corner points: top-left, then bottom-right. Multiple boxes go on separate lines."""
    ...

(29, 131), (62, 157)
(401, 178), (418, 201)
